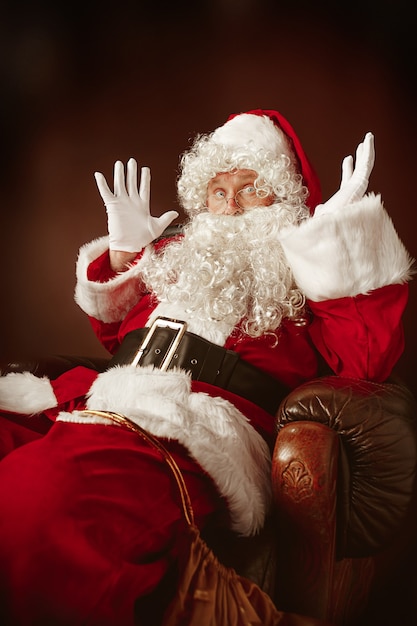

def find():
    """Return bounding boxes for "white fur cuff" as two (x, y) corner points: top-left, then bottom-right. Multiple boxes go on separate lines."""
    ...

(0, 372), (57, 415)
(74, 236), (150, 323)
(279, 193), (414, 301)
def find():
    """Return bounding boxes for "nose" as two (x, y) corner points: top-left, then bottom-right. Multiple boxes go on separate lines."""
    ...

(224, 196), (243, 215)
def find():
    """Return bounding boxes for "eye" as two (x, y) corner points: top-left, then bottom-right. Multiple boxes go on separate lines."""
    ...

(240, 185), (256, 195)
(214, 190), (226, 199)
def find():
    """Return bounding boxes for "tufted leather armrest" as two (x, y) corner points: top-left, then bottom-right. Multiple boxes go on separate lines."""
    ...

(272, 376), (417, 624)
(275, 376), (417, 556)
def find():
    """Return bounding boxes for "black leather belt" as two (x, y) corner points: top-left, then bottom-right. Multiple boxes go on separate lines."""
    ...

(108, 317), (288, 415)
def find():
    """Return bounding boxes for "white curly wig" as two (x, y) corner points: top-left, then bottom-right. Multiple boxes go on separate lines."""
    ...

(177, 113), (309, 218)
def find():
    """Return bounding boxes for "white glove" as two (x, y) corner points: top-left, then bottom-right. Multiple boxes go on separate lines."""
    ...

(94, 158), (179, 252)
(314, 132), (375, 217)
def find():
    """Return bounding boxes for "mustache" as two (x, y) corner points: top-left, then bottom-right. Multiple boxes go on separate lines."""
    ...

(185, 205), (285, 246)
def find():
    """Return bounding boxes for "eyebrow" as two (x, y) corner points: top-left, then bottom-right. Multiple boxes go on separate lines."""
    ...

(209, 173), (258, 186)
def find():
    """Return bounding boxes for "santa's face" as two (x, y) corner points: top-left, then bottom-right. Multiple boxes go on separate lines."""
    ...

(206, 169), (274, 215)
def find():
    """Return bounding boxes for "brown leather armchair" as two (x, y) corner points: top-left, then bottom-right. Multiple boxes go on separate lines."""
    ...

(1, 357), (416, 625)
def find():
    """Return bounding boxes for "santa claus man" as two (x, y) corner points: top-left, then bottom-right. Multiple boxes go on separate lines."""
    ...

(0, 109), (413, 625)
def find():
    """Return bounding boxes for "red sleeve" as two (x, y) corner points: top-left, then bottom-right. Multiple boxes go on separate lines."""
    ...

(84, 250), (145, 353)
(307, 283), (408, 382)
(86, 237), (176, 283)
(87, 250), (127, 282)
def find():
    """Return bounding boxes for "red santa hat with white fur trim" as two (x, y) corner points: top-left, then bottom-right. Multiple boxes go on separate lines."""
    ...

(177, 108), (322, 216)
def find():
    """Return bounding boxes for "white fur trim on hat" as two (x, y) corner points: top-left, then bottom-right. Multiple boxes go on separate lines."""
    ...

(0, 372), (57, 414)
(212, 113), (293, 160)
(279, 193), (414, 301)
(57, 364), (271, 536)
(74, 236), (151, 323)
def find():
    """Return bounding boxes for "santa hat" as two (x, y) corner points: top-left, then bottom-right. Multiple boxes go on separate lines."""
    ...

(225, 109), (322, 212)
(177, 108), (322, 215)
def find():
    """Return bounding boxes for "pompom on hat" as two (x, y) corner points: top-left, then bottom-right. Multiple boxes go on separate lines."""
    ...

(177, 108), (322, 216)
(222, 109), (322, 213)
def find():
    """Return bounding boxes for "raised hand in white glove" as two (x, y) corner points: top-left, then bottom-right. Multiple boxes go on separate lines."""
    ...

(314, 132), (375, 217)
(94, 158), (179, 252)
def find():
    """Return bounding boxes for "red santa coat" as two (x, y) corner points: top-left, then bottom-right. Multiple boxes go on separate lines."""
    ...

(0, 192), (412, 625)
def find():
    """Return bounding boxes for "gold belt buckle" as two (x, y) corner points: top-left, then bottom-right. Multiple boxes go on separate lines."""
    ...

(130, 317), (188, 371)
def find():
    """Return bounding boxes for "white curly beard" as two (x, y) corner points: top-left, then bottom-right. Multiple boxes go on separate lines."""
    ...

(142, 205), (306, 345)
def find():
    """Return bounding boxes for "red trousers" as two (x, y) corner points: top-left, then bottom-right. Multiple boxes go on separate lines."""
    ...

(0, 417), (223, 625)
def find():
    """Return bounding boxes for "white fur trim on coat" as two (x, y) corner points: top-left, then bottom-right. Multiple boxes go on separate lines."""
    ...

(74, 237), (151, 323)
(57, 365), (271, 536)
(0, 372), (57, 414)
(279, 193), (414, 301)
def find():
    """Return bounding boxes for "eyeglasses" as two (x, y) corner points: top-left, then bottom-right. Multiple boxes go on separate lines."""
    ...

(207, 186), (270, 210)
